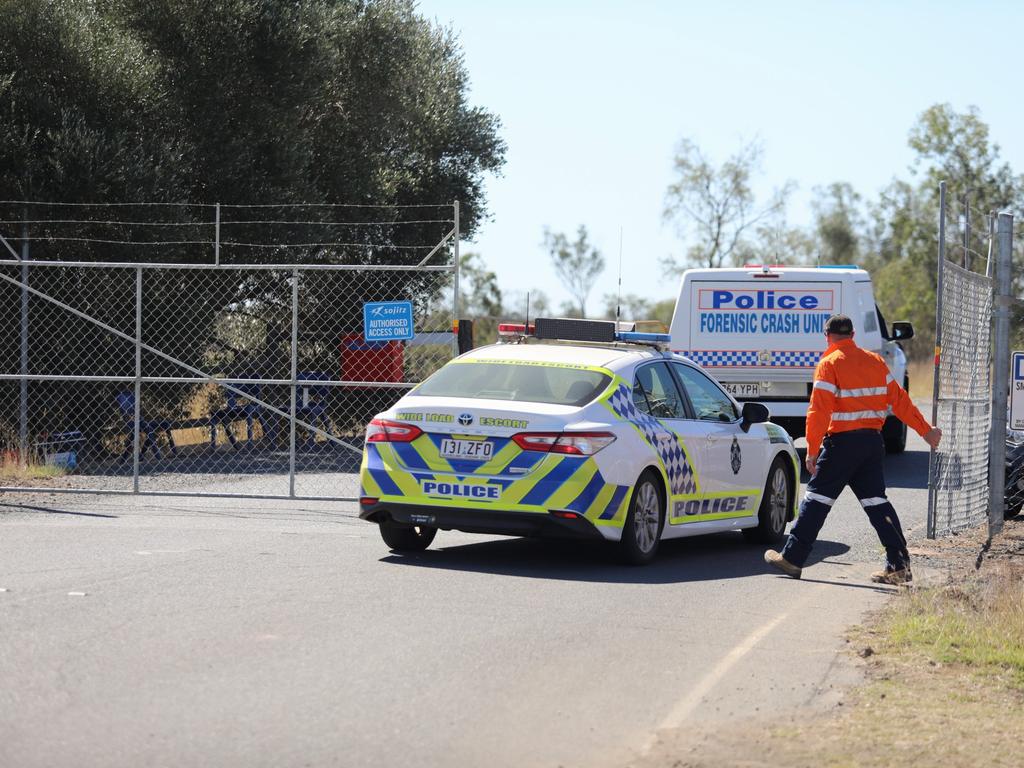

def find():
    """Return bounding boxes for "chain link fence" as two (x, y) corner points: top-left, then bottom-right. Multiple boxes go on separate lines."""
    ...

(925, 185), (1015, 537)
(0, 202), (459, 501)
(927, 258), (993, 536)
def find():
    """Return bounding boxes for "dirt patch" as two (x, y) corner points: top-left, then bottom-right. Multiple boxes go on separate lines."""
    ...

(632, 517), (1024, 768)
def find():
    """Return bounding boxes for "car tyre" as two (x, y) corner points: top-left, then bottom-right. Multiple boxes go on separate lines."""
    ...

(620, 471), (665, 566)
(883, 415), (907, 454)
(379, 519), (437, 552)
(742, 455), (792, 545)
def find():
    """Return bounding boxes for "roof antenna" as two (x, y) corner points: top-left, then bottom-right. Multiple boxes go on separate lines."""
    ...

(615, 227), (623, 328)
(524, 292), (531, 341)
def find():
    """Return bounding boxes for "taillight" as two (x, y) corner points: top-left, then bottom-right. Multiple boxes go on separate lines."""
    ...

(366, 418), (423, 443)
(512, 431), (615, 455)
(497, 322), (535, 337)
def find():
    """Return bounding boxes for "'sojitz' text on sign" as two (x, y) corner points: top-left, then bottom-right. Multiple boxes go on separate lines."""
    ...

(698, 289), (834, 312)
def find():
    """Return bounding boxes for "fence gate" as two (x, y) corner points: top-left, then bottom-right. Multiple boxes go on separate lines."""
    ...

(0, 201), (460, 502)
(926, 185), (995, 537)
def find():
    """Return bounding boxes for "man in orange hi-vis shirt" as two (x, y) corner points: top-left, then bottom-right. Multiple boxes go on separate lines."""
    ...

(764, 314), (942, 585)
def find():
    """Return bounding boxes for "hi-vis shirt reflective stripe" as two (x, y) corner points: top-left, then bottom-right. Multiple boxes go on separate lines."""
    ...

(806, 338), (932, 454)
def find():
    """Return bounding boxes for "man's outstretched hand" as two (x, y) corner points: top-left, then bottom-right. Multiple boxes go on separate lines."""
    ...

(924, 427), (942, 450)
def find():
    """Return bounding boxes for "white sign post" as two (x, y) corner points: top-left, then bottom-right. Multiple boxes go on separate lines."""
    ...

(1011, 351), (1024, 431)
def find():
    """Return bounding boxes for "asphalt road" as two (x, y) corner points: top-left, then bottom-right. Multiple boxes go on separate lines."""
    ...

(0, 431), (935, 768)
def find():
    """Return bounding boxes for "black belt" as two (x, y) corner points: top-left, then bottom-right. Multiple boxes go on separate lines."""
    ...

(827, 428), (880, 436)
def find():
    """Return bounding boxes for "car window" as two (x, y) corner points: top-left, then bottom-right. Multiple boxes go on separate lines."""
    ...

(410, 362), (611, 406)
(632, 363), (686, 419)
(671, 363), (739, 422)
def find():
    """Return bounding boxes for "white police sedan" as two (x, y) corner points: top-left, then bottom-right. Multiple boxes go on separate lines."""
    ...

(359, 318), (799, 564)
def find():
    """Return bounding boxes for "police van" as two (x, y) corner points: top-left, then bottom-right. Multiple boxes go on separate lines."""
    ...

(667, 266), (915, 452)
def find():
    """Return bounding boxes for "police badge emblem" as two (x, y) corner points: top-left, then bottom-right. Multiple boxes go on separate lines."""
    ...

(730, 436), (742, 474)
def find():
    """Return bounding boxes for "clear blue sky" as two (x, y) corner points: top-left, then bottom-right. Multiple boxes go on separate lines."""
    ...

(417, 0), (1023, 315)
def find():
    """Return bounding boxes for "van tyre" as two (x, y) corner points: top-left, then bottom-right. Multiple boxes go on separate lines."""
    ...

(743, 456), (792, 544)
(620, 471), (664, 566)
(883, 415), (907, 454)
(379, 519), (437, 552)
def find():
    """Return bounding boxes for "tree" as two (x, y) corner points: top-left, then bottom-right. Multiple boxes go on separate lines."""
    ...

(811, 182), (865, 266)
(662, 138), (793, 273)
(864, 104), (1024, 360)
(544, 226), (605, 317)
(601, 293), (651, 322)
(457, 252), (503, 344)
(0, 0), (506, 445)
(735, 210), (815, 266)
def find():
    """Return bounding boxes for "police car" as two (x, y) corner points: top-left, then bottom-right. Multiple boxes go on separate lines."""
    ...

(358, 318), (800, 565)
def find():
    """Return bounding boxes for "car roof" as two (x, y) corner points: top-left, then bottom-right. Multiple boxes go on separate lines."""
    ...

(461, 341), (661, 371)
(682, 266), (869, 279)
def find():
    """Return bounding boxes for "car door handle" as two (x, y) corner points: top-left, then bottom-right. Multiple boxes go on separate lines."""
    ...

(655, 432), (674, 443)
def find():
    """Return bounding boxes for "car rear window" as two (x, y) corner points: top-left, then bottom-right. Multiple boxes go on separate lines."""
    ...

(411, 362), (611, 407)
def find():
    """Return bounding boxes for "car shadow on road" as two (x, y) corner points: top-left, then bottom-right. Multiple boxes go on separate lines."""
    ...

(380, 533), (861, 586)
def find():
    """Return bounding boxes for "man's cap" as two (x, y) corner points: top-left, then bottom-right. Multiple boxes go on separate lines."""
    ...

(825, 314), (854, 335)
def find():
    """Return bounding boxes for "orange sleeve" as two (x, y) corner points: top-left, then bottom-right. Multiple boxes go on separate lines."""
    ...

(806, 359), (838, 456)
(887, 375), (931, 437)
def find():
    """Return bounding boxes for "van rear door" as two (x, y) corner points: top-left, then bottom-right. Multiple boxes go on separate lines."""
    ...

(677, 277), (839, 385)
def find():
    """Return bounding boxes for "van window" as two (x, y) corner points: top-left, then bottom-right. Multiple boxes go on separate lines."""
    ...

(864, 310), (878, 333)
(633, 363), (686, 419)
(672, 363), (739, 423)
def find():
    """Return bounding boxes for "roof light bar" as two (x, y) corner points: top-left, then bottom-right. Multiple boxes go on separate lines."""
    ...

(497, 322), (535, 336)
(534, 317), (617, 343)
(616, 331), (671, 344)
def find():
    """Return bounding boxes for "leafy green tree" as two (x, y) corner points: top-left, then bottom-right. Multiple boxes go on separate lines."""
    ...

(0, 0), (505, 445)
(601, 293), (651, 322)
(811, 182), (865, 266)
(544, 225), (605, 317)
(457, 252), (503, 344)
(600, 295), (676, 332)
(735, 211), (815, 266)
(662, 138), (793, 272)
(866, 104), (1024, 360)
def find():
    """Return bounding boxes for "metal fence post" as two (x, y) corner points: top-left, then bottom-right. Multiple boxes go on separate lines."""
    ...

(289, 267), (299, 498)
(19, 210), (29, 468)
(988, 212), (1013, 534)
(214, 203), (221, 266)
(927, 182), (947, 539)
(453, 200), (461, 356)
(133, 267), (142, 492)
(963, 193), (970, 270)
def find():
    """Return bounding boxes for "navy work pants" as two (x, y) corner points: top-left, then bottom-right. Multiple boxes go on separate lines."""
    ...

(781, 430), (909, 570)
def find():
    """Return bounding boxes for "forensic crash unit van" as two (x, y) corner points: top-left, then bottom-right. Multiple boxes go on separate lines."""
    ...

(668, 266), (915, 452)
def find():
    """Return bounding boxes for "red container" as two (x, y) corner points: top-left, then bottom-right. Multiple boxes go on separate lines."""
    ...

(340, 334), (404, 383)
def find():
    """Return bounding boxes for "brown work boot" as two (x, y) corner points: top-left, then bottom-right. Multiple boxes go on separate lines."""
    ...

(870, 566), (913, 585)
(764, 549), (802, 579)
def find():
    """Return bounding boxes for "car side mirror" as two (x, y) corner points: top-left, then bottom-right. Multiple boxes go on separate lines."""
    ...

(740, 401), (770, 433)
(891, 321), (915, 341)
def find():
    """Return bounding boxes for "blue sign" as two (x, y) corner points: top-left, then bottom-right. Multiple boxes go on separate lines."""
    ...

(363, 301), (415, 342)
(1012, 351), (1024, 431)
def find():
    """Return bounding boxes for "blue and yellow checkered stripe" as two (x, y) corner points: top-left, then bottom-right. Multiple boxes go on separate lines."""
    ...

(359, 440), (632, 527)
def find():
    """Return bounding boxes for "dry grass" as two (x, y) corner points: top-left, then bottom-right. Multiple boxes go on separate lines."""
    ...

(0, 456), (68, 485)
(906, 358), (935, 400)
